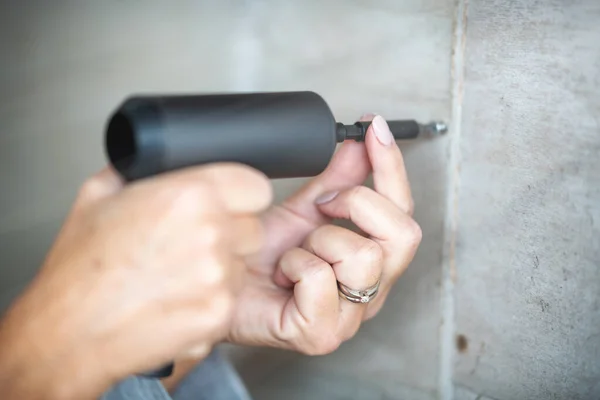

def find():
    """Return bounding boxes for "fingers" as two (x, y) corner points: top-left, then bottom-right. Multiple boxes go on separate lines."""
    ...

(148, 162), (273, 215)
(282, 114), (373, 226)
(302, 225), (383, 337)
(316, 186), (418, 247)
(277, 247), (341, 355)
(316, 185), (422, 318)
(366, 115), (414, 215)
(76, 166), (124, 206)
(303, 225), (382, 294)
(278, 248), (339, 325)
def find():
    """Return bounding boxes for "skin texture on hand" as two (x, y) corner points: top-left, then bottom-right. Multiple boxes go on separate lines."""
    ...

(226, 115), (422, 355)
(0, 163), (272, 400)
(0, 115), (422, 398)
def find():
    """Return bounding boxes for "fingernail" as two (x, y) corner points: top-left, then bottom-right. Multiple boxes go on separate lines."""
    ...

(372, 115), (393, 146)
(315, 191), (339, 204)
(360, 113), (376, 120)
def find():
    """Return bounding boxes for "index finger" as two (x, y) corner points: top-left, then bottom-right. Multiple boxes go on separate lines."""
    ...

(365, 115), (413, 215)
(150, 162), (274, 214)
(282, 114), (375, 226)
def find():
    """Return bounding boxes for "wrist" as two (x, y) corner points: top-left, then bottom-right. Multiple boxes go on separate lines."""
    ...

(0, 284), (113, 400)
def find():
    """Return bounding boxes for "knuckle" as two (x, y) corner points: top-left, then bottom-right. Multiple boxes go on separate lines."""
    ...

(349, 185), (371, 201)
(236, 164), (271, 191)
(404, 218), (423, 248)
(305, 225), (328, 249)
(347, 186), (375, 215)
(314, 224), (340, 240)
(313, 334), (342, 356)
(302, 332), (342, 356)
(285, 246), (328, 272)
(279, 247), (302, 266)
(163, 183), (211, 217)
(304, 254), (331, 273)
(353, 240), (383, 267)
(277, 248), (295, 266)
(77, 176), (105, 203)
(198, 223), (224, 248)
(200, 257), (228, 288)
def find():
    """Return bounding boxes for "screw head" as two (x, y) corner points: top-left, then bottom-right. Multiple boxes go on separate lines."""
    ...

(428, 121), (448, 135)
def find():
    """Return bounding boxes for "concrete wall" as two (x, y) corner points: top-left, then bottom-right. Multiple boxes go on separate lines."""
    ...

(0, 1), (598, 399)
(452, 1), (600, 399)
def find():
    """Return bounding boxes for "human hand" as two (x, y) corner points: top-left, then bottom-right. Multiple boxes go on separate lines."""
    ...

(227, 115), (422, 354)
(0, 163), (272, 400)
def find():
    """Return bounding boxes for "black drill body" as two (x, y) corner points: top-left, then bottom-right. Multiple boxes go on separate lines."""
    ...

(105, 91), (424, 182)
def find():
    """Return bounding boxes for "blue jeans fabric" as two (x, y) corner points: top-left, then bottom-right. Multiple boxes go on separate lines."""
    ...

(100, 350), (252, 400)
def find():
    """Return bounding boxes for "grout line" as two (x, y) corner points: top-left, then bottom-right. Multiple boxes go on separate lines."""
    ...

(439, 0), (469, 399)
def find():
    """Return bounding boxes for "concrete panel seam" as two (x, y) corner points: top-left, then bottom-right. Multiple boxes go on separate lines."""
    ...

(439, 0), (469, 399)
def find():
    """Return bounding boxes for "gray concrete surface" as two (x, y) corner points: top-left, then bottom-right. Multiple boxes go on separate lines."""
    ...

(0, 1), (599, 399)
(452, 0), (600, 399)
(454, 385), (496, 400)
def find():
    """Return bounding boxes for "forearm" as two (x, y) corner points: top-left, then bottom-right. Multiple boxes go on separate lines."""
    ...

(0, 288), (111, 400)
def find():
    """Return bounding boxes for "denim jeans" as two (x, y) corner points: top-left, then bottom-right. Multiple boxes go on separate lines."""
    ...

(100, 350), (251, 400)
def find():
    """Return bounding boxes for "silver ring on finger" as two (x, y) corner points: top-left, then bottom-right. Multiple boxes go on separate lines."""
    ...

(337, 280), (380, 304)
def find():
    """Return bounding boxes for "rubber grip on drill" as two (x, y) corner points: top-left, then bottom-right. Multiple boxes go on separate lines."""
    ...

(139, 363), (175, 379)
